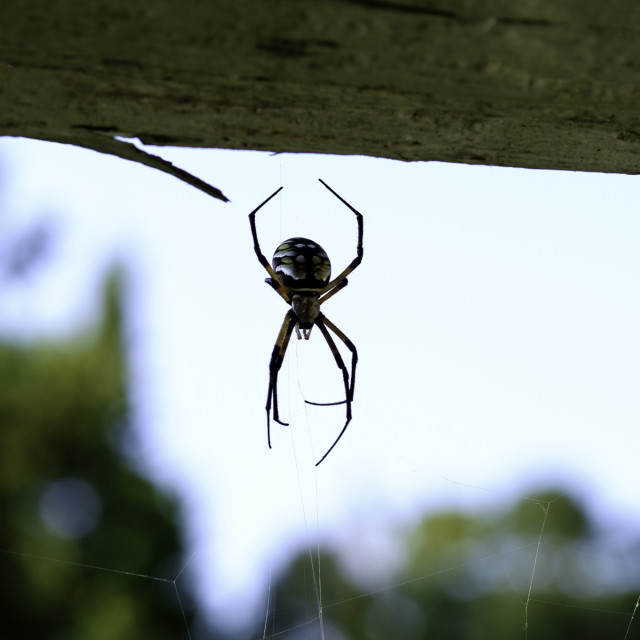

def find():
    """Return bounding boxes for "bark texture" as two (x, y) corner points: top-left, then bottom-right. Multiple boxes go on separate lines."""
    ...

(2, 0), (640, 174)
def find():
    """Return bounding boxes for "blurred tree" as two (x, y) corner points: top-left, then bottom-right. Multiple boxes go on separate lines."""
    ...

(0, 218), (54, 280)
(259, 492), (640, 639)
(0, 274), (195, 639)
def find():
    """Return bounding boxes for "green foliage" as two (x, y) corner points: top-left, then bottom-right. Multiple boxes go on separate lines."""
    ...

(260, 493), (639, 639)
(3, 271), (637, 640)
(0, 276), (192, 639)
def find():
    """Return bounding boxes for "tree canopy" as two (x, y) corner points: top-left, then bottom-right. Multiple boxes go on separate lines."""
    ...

(0, 276), (195, 639)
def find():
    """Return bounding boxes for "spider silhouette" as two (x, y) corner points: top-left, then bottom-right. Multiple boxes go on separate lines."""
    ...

(249, 179), (363, 465)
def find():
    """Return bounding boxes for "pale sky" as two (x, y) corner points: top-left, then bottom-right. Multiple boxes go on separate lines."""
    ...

(1, 137), (639, 634)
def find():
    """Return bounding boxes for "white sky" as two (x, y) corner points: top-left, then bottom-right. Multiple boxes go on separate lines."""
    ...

(1, 137), (639, 634)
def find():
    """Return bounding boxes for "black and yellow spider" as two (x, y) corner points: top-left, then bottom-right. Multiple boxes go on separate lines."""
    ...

(249, 179), (363, 466)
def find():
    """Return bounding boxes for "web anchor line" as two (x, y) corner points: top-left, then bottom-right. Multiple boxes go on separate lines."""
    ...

(0, 546), (197, 640)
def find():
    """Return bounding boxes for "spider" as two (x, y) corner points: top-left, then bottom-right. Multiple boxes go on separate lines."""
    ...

(249, 179), (364, 466)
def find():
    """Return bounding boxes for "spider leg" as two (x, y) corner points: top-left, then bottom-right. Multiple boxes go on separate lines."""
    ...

(318, 277), (348, 306)
(312, 315), (356, 466)
(266, 310), (296, 447)
(317, 179), (363, 297)
(249, 187), (291, 304)
(305, 314), (358, 407)
(323, 315), (358, 402)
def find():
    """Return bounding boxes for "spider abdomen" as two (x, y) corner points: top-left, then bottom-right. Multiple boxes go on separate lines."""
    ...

(272, 237), (331, 291)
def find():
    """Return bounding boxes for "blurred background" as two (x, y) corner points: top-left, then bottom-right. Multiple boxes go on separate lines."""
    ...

(1, 137), (639, 639)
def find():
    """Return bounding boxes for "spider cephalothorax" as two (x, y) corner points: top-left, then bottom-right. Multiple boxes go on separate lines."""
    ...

(249, 179), (363, 465)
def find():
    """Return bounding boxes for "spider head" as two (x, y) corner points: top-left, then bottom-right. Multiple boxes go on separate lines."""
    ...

(272, 237), (331, 290)
(291, 293), (320, 329)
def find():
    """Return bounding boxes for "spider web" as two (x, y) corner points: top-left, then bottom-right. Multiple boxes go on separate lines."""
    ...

(0, 547), (197, 639)
(253, 462), (640, 640)
(250, 321), (640, 640)
(2, 479), (639, 640)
